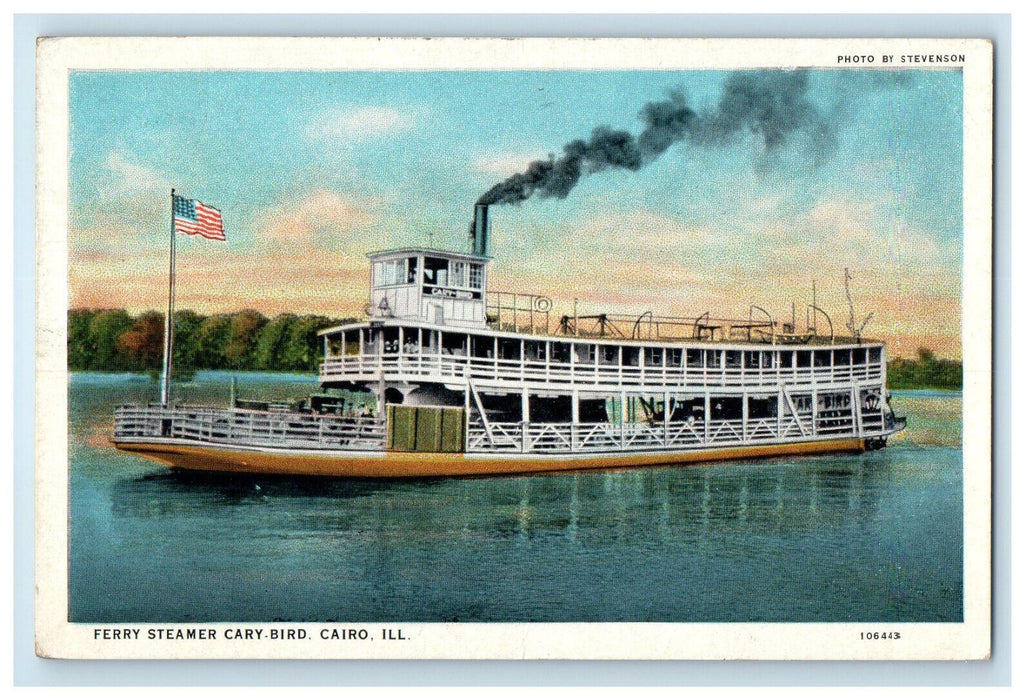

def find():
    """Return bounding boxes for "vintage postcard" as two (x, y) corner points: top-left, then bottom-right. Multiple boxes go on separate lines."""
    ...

(35, 37), (992, 660)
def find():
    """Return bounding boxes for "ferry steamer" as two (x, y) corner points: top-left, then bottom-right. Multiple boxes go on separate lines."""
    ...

(114, 205), (905, 478)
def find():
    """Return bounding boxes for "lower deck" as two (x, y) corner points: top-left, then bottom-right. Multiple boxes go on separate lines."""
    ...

(113, 385), (903, 477)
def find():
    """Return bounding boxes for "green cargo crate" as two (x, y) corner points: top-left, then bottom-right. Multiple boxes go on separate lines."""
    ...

(387, 405), (466, 453)
(440, 409), (465, 453)
(387, 404), (417, 451)
(415, 407), (441, 451)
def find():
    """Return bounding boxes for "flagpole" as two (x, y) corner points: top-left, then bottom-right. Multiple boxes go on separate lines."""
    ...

(160, 188), (177, 406)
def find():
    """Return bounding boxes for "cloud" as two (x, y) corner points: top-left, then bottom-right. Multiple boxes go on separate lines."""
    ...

(473, 151), (550, 176)
(579, 210), (720, 251)
(70, 245), (373, 318)
(482, 197), (959, 359)
(70, 153), (172, 254)
(257, 190), (378, 247)
(307, 107), (415, 142)
(104, 152), (167, 196)
(487, 209), (722, 317)
(700, 196), (947, 291)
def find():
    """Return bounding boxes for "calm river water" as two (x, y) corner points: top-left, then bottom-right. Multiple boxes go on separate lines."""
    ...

(68, 372), (962, 623)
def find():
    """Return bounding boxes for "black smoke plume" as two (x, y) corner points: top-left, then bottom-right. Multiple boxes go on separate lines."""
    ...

(476, 70), (835, 207)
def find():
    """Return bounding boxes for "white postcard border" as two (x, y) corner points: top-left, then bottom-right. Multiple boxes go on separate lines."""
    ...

(35, 36), (994, 661)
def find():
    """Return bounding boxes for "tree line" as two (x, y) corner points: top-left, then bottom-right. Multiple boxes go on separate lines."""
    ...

(68, 308), (356, 374)
(885, 348), (962, 391)
(69, 308), (963, 390)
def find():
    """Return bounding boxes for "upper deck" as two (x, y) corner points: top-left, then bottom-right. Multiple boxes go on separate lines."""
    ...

(481, 290), (863, 346)
(335, 216), (885, 393)
(317, 317), (885, 394)
(362, 243), (854, 347)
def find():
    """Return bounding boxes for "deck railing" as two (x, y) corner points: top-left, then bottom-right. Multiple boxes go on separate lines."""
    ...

(486, 291), (553, 335)
(320, 352), (883, 390)
(114, 399), (892, 456)
(485, 291), (848, 344)
(115, 404), (387, 450)
(467, 406), (886, 454)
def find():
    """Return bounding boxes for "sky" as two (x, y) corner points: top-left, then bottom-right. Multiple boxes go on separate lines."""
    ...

(68, 68), (964, 359)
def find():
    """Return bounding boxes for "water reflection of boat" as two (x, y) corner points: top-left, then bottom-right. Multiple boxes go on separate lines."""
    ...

(114, 205), (905, 478)
(110, 454), (889, 540)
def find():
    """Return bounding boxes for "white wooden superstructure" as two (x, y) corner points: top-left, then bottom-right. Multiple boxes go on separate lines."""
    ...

(318, 247), (904, 457)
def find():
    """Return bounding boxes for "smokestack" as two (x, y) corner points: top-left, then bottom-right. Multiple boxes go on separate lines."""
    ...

(471, 203), (490, 257)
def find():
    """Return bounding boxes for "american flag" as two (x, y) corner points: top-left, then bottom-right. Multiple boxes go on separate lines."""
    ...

(173, 194), (226, 241)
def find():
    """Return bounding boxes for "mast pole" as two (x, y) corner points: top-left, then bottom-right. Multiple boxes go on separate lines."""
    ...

(160, 188), (178, 406)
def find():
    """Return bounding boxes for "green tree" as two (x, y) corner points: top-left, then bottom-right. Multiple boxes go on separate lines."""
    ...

(224, 310), (267, 369)
(192, 315), (232, 369)
(87, 309), (134, 371)
(282, 315), (334, 371)
(887, 347), (962, 390)
(68, 308), (357, 373)
(68, 309), (96, 370)
(171, 309), (205, 377)
(253, 314), (297, 370)
(116, 311), (165, 371)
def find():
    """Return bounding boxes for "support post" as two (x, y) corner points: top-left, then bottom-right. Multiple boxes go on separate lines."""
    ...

(571, 391), (579, 450)
(777, 384), (785, 438)
(812, 387), (818, 436)
(704, 391), (711, 444)
(619, 390), (627, 448)
(851, 385), (862, 437)
(742, 392), (748, 443)
(663, 391), (670, 447)
(521, 388), (530, 453)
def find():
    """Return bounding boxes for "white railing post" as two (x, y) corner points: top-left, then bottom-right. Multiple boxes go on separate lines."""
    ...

(812, 387), (818, 437)
(851, 385), (862, 437)
(776, 387), (784, 438)
(704, 391), (711, 444)
(741, 392), (748, 444)
(663, 391), (670, 447)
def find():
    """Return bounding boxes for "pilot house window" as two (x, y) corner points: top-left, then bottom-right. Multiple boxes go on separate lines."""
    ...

(451, 261), (468, 288)
(374, 257), (416, 287)
(443, 261), (485, 290)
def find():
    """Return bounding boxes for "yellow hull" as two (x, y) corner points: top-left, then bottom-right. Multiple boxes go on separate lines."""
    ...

(114, 438), (866, 479)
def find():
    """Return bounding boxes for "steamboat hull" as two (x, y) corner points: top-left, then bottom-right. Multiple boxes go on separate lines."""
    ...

(114, 436), (867, 479)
